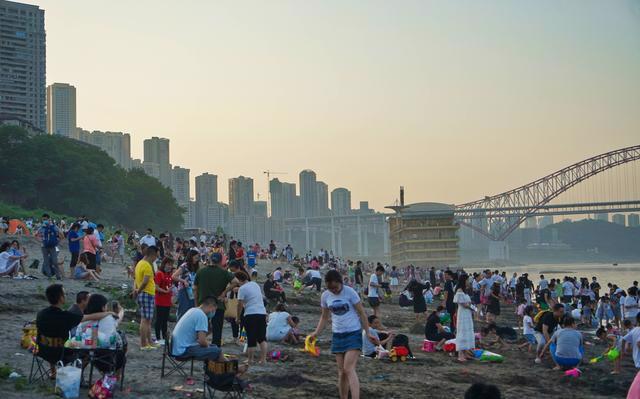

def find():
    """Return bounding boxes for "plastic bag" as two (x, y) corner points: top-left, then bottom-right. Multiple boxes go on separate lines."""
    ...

(55, 360), (82, 399)
(88, 374), (118, 399)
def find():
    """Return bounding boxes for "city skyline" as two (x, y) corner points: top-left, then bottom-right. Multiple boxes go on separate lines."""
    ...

(12, 0), (640, 211)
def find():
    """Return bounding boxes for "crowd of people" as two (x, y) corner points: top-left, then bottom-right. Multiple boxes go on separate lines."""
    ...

(4, 213), (640, 398)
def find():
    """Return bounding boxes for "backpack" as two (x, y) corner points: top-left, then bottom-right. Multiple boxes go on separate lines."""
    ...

(42, 225), (59, 248)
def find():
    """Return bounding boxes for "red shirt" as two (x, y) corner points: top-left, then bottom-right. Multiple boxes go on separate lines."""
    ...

(154, 270), (173, 307)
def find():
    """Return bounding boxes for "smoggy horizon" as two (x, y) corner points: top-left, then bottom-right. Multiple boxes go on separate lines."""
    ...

(30, 0), (640, 211)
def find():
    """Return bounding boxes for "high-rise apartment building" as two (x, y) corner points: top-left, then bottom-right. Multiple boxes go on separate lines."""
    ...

(254, 201), (267, 217)
(171, 166), (190, 207)
(143, 137), (170, 187)
(316, 181), (329, 216)
(331, 188), (351, 216)
(195, 173), (218, 228)
(76, 128), (132, 169)
(142, 161), (160, 179)
(229, 176), (254, 216)
(269, 179), (298, 219)
(0, 1), (46, 131)
(299, 169), (318, 217)
(46, 83), (76, 136)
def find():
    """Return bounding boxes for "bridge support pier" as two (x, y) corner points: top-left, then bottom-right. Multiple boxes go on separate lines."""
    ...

(489, 241), (510, 261)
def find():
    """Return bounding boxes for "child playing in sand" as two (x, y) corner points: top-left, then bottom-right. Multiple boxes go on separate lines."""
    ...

(478, 327), (503, 349)
(74, 253), (101, 281)
(519, 306), (536, 352)
(596, 326), (622, 374)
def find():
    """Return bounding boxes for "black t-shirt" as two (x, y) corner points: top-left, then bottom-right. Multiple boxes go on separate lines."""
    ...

(444, 281), (455, 306)
(534, 311), (558, 334)
(425, 313), (440, 338)
(264, 280), (276, 295)
(36, 306), (83, 339)
(355, 267), (363, 284)
(539, 288), (550, 304)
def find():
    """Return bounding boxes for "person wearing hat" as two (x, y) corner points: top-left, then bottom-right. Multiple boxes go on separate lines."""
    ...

(193, 252), (240, 346)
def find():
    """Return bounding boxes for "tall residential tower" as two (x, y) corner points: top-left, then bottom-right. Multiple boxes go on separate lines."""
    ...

(46, 83), (76, 136)
(0, 0), (46, 131)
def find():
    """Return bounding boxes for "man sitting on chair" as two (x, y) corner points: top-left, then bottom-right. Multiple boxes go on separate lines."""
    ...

(172, 296), (224, 360)
(36, 284), (114, 371)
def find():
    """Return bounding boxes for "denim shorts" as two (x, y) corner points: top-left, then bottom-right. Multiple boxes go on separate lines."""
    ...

(523, 333), (536, 345)
(331, 330), (363, 354)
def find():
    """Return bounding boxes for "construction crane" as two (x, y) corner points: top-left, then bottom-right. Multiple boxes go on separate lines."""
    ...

(263, 170), (288, 217)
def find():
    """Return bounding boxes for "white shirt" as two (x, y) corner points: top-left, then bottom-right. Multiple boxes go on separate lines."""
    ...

(562, 281), (574, 296)
(523, 315), (535, 335)
(140, 234), (156, 247)
(321, 285), (362, 334)
(309, 270), (321, 279)
(238, 281), (267, 316)
(624, 327), (640, 368)
(368, 274), (379, 298)
(624, 296), (639, 319)
(538, 279), (549, 290)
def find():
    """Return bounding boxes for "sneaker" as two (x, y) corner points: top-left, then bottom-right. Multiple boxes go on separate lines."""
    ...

(154, 339), (165, 346)
(141, 345), (158, 351)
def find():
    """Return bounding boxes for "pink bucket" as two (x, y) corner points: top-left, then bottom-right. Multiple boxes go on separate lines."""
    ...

(422, 340), (436, 353)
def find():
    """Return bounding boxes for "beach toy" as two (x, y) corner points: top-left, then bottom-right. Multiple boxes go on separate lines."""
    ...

(589, 355), (605, 364)
(389, 346), (410, 362)
(607, 348), (621, 361)
(564, 368), (581, 378)
(472, 349), (504, 363)
(300, 336), (320, 357)
(270, 350), (282, 360)
(239, 328), (247, 344)
(422, 340), (436, 353)
(443, 339), (456, 352)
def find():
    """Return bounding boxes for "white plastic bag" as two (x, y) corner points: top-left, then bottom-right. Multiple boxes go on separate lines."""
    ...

(55, 359), (82, 399)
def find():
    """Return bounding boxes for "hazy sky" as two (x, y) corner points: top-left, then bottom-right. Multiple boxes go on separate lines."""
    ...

(32, 0), (640, 211)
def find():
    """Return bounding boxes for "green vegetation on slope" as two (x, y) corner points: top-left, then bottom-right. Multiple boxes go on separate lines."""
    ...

(0, 125), (184, 231)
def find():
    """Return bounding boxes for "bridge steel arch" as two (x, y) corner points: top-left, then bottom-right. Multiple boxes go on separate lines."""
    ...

(455, 144), (640, 241)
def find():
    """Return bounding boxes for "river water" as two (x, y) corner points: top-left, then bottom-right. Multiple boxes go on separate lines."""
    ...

(466, 262), (640, 289)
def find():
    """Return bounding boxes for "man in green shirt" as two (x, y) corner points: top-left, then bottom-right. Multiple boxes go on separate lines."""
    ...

(194, 253), (240, 346)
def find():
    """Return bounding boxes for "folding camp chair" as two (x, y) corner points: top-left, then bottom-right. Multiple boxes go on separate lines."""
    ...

(203, 360), (244, 399)
(161, 334), (195, 378)
(28, 334), (69, 384)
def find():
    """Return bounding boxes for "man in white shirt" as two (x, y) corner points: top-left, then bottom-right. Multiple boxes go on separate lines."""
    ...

(140, 228), (157, 247)
(368, 265), (384, 317)
(625, 287), (640, 325)
(538, 275), (549, 291)
(624, 320), (640, 368)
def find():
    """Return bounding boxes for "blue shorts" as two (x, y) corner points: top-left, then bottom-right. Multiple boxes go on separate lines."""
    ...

(331, 330), (362, 354)
(550, 343), (582, 367)
(523, 334), (536, 345)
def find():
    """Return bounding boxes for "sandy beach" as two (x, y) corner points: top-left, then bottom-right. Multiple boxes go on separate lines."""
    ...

(0, 235), (637, 398)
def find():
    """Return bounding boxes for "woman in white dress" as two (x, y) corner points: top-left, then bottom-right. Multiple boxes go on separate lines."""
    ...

(453, 273), (475, 362)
